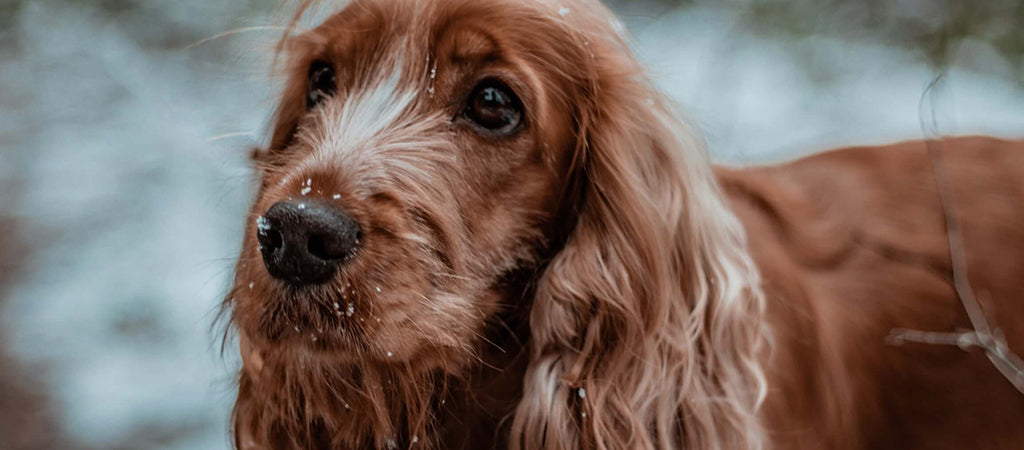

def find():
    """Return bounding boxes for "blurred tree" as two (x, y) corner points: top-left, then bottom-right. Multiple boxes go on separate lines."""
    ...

(645, 0), (1024, 81)
(5, 0), (1021, 78)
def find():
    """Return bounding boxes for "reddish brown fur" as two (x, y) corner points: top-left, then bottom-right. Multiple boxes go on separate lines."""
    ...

(224, 0), (1024, 448)
(722, 137), (1024, 449)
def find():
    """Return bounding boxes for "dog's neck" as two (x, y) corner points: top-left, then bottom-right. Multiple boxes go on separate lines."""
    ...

(432, 266), (537, 448)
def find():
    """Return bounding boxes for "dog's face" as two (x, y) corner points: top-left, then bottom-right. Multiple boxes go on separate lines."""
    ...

(227, 2), (770, 448)
(231, 0), (600, 370)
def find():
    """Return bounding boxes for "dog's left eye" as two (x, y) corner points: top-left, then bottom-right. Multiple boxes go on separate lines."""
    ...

(306, 60), (336, 109)
(463, 80), (523, 135)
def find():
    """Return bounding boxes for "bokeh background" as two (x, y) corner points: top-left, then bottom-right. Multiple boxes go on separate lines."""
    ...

(1, 0), (1022, 448)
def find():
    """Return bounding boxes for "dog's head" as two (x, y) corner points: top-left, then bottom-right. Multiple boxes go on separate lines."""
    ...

(232, 0), (619, 372)
(227, 0), (767, 448)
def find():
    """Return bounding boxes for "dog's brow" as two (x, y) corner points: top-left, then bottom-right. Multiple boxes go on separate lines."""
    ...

(450, 28), (499, 62)
(305, 64), (417, 160)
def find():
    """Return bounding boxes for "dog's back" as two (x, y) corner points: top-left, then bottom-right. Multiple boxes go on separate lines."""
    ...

(719, 136), (1024, 449)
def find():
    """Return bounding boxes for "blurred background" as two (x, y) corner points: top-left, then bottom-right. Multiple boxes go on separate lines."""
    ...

(1, 0), (1022, 448)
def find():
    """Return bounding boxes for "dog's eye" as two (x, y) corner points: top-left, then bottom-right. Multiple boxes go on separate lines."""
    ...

(306, 60), (336, 109)
(463, 80), (523, 135)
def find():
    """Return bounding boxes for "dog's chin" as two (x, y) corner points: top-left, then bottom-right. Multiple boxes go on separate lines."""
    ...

(259, 329), (363, 361)
(245, 317), (466, 371)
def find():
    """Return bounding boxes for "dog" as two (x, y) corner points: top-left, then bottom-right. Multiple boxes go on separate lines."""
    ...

(223, 0), (1024, 448)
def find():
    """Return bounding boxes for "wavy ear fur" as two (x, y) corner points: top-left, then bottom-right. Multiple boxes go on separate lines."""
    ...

(510, 26), (769, 450)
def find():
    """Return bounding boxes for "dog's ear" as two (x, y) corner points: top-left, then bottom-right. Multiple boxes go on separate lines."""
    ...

(510, 44), (768, 450)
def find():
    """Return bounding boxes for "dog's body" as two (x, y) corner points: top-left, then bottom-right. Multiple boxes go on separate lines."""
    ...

(723, 136), (1024, 449)
(225, 0), (1024, 448)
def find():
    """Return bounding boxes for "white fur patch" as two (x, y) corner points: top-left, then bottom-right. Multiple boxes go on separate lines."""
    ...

(292, 58), (455, 197)
(308, 67), (417, 162)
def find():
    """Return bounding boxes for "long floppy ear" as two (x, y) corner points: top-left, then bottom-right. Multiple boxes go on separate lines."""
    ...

(510, 33), (769, 450)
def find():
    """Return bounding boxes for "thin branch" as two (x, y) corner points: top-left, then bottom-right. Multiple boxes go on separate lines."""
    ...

(887, 328), (981, 350)
(885, 75), (1024, 395)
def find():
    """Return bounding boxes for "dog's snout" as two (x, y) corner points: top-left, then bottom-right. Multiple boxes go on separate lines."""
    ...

(257, 199), (361, 285)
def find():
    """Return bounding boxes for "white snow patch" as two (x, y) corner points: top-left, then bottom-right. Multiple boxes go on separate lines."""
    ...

(256, 216), (271, 233)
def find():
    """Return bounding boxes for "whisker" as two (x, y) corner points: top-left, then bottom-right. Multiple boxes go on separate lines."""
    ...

(184, 26), (289, 50)
(489, 314), (524, 349)
(427, 272), (473, 281)
(208, 131), (257, 142)
(473, 330), (507, 355)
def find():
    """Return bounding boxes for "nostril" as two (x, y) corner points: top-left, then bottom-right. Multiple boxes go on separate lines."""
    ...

(257, 221), (283, 252)
(307, 234), (332, 260)
(308, 229), (361, 261)
(266, 229), (282, 250)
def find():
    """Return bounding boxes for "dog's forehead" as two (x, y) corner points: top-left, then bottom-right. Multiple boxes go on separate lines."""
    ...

(308, 0), (604, 58)
(299, 2), (488, 92)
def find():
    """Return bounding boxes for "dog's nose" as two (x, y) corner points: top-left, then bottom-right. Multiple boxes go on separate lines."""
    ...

(256, 199), (361, 285)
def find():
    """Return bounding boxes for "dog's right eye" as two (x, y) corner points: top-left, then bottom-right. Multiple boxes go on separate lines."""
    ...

(306, 60), (336, 109)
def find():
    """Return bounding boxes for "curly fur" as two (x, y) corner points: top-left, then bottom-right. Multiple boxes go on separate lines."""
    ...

(507, 57), (767, 450)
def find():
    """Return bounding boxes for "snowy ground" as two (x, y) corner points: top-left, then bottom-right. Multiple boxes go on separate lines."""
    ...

(1, 1), (1022, 449)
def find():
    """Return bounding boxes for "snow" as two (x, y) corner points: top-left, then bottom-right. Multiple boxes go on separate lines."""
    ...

(427, 63), (438, 96)
(256, 215), (271, 233)
(1, 0), (269, 448)
(0, 1), (1021, 449)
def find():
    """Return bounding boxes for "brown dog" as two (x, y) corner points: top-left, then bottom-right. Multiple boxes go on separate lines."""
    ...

(223, 0), (1024, 448)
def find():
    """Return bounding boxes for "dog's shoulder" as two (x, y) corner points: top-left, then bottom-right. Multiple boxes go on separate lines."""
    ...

(718, 135), (1024, 271)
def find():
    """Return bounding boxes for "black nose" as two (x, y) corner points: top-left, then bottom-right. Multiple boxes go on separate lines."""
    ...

(256, 199), (361, 285)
